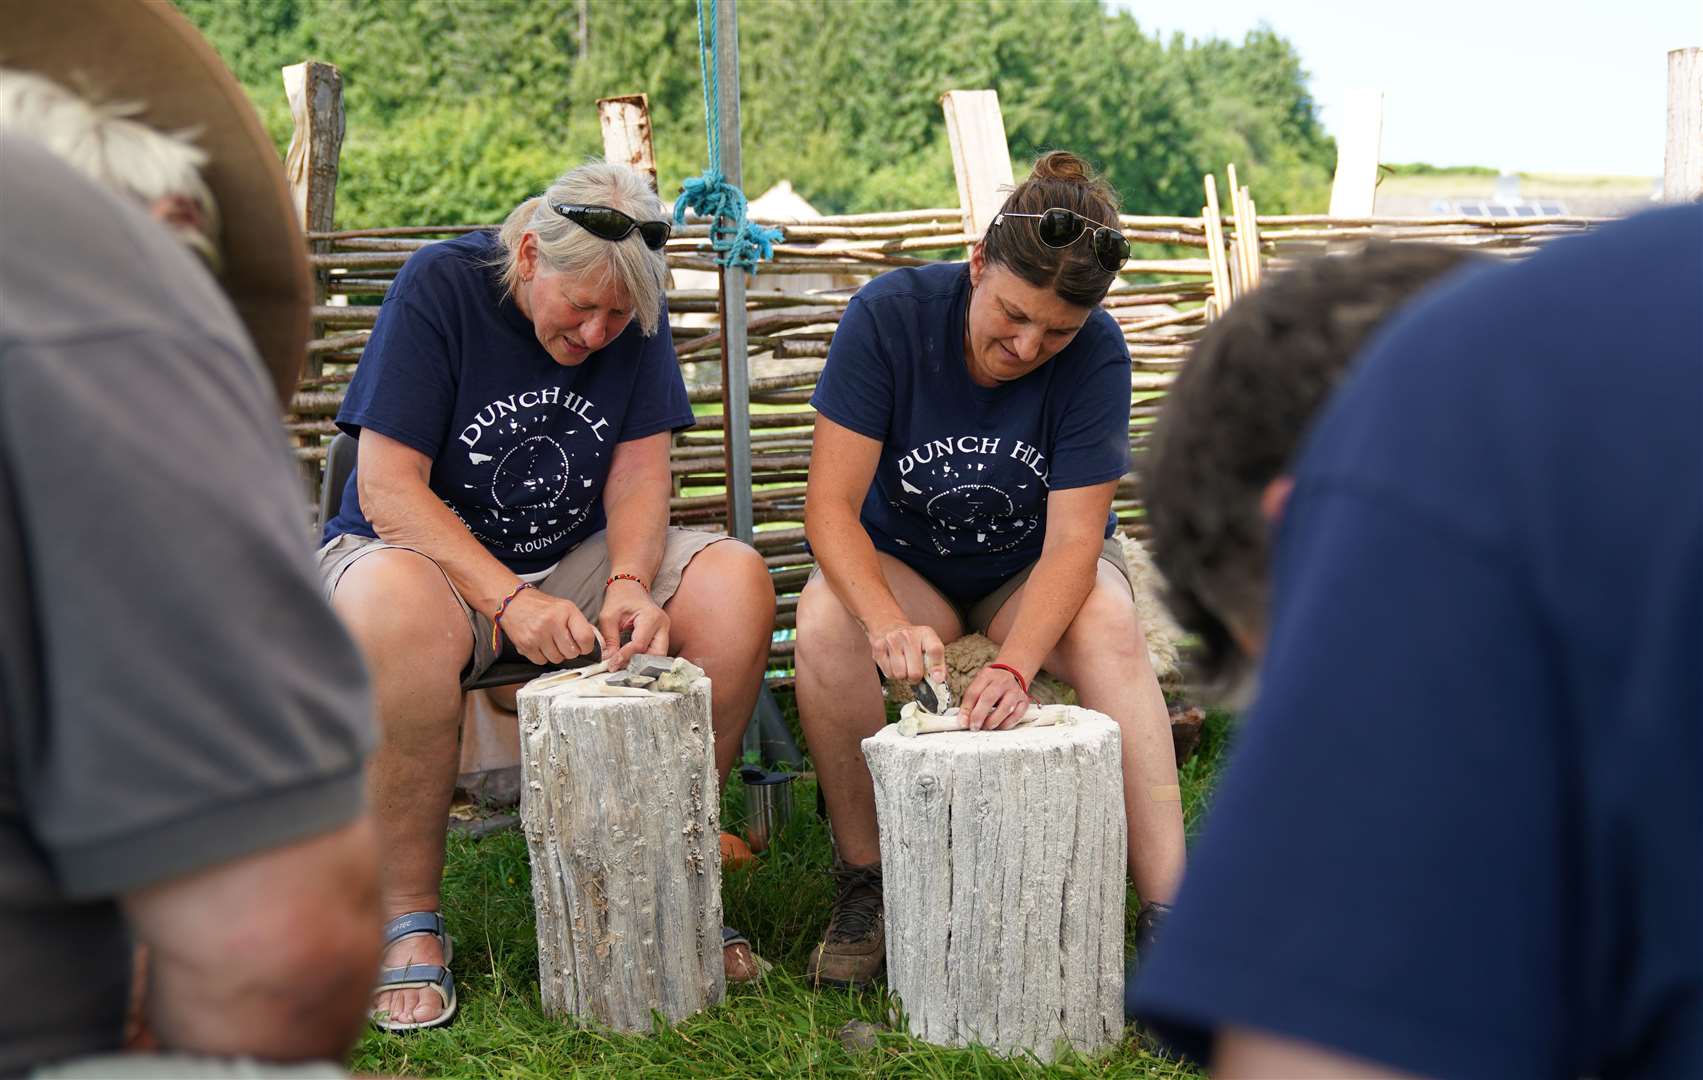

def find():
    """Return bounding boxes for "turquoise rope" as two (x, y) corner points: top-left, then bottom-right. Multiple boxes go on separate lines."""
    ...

(671, 0), (782, 273)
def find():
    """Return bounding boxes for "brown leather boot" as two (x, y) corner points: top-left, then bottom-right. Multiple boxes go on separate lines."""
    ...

(806, 859), (885, 988)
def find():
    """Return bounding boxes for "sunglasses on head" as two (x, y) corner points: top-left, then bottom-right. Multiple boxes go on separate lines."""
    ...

(549, 202), (672, 250)
(991, 207), (1129, 274)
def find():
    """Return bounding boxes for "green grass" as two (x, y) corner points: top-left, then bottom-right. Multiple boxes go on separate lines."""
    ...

(351, 699), (1236, 1078)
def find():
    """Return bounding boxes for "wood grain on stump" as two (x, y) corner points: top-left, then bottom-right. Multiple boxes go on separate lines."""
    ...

(863, 709), (1126, 1062)
(516, 676), (724, 1032)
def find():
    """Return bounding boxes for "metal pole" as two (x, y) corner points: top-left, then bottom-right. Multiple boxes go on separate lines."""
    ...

(715, 0), (754, 544)
(713, 0), (792, 768)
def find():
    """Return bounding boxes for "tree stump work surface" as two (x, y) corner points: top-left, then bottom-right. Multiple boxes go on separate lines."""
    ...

(863, 708), (1127, 1062)
(516, 675), (724, 1033)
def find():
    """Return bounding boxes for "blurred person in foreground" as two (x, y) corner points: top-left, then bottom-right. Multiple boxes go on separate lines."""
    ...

(1142, 241), (1480, 705)
(0, 0), (378, 1074)
(1131, 211), (1701, 1077)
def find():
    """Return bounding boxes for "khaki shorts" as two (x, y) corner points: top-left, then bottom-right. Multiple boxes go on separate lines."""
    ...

(317, 527), (731, 687)
(811, 535), (1134, 635)
(960, 535), (1134, 632)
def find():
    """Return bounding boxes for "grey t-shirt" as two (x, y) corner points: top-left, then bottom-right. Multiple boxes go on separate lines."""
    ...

(0, 137), (374, 1072)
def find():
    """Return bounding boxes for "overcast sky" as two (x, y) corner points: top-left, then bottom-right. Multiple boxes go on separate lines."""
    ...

(1114, 0), (1703, 176)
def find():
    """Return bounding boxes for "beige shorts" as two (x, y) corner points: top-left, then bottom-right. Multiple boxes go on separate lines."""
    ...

(316, 527), (731, 687)
(962, 535), (1134, 632)
(811, 535), (1134, 635)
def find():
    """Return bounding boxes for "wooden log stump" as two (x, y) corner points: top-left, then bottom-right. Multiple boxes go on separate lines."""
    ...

(863, 709), (1126, 1062)
(516, 675), (724, 1032)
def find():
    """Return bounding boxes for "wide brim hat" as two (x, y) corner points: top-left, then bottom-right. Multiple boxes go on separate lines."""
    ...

(1, 0), (311, 409)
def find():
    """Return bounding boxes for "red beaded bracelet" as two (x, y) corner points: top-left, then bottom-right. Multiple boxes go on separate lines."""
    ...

(986, 662), (1029, 696)
(605, 572), (647, 591)
(491, 581), (535, 651)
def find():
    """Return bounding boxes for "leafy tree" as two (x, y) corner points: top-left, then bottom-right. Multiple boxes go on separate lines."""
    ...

(173, 0), (1336, 226)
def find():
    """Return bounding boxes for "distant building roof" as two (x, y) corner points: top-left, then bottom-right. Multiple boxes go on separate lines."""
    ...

(749, 180), (821, 222)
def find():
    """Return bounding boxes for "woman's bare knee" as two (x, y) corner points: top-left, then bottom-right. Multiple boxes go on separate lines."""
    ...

(669, 540), (775, 660)
(1054, 575), (1143, 674)
(331, 550), (470, 674)
(795, 575), (866, 666)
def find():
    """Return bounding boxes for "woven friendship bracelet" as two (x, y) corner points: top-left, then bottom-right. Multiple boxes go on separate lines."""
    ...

(491, 581), (536, 652)
(985, 662), (1029, 696)
(605, 572), (647, 591)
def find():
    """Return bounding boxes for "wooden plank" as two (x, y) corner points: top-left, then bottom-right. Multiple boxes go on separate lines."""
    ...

(598, 93), (658, 193)
(1666, 49), (1703, 202)
(940, 89), (1016, 241)
(1328, 88), (1383, 218)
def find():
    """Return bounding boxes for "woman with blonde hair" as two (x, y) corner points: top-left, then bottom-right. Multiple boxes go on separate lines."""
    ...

(797, 151), (1183, 987)
(320, 161), (775, 1030)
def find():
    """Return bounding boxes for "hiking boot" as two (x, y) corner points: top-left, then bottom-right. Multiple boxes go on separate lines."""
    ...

(807, 859), (885, 988)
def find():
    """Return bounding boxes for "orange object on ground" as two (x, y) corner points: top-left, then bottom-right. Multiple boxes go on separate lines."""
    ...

(720, 831), (756, 867)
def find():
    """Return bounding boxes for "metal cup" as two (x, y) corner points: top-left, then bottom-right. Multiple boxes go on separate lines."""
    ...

(739, 765), (796, 854)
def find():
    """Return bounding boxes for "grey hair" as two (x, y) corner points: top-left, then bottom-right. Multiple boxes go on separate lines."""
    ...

(495, 161), (670, 336)
(0, 66), (221, 270)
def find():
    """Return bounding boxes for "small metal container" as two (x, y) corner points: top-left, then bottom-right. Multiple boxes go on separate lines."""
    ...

(739, 765), (796, 854)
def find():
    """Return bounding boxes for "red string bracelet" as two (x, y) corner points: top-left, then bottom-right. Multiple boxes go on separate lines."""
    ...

(986, 662), (1029, 696)
(491, 581), (535, 652)
(605, 572), (647, 591)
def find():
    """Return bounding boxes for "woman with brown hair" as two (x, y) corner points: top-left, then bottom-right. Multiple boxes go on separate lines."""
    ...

(796, 151), (1183, 987)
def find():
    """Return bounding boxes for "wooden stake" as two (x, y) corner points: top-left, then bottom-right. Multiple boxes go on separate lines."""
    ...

(941, 89), (1016, 242)
(1666, 48), (1703, 202)
(1202, 176), (1232, 314)
(1328, 88), (1383, 218)
(1226, 165), (1250, 290)
(281, 61), (344, 379)
(281, 60), (343, 501)
(598, 94), (658, 193)
(1244, 195), (1263, 289)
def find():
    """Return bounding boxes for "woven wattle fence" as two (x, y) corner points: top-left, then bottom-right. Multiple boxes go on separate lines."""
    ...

(288, 209), (1597, 677)
(279, 70), (1606, 681)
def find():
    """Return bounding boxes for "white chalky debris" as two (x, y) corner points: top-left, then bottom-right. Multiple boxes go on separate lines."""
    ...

(524, 656), (703, 698)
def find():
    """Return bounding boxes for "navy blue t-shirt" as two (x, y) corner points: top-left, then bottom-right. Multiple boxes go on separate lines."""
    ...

(810, 262), (1131, 604)
(1132, 206), (1703, 1078)
(324, 231), (694, 573)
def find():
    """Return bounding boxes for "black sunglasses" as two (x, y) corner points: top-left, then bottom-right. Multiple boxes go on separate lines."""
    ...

(549, 203), (672, 251)
(991, 207), (1129, 273)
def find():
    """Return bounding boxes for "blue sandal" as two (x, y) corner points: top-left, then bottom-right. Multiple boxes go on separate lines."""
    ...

(371, 911), (457, 1032)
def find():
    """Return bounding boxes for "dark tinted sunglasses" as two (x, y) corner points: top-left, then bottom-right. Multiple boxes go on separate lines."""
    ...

(992, 207), (1129, 273)
(550, 202), (672, 250)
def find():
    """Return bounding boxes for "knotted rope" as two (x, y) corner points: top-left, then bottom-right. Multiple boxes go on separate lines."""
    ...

(671, 0), (782, 273)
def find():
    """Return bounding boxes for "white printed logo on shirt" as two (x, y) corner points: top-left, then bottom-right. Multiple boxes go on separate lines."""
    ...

(889, 434), (1048, 556)
(448, 384), (609, 557)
